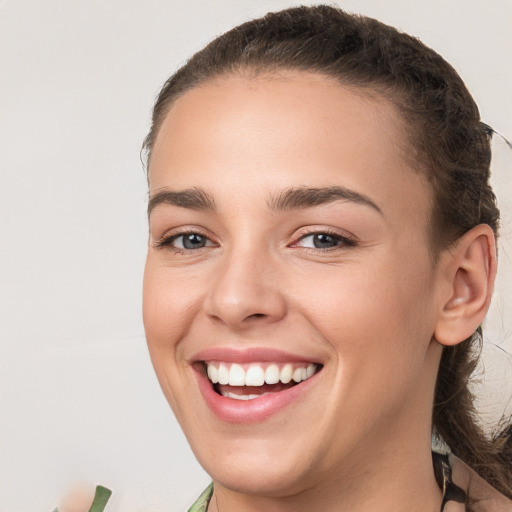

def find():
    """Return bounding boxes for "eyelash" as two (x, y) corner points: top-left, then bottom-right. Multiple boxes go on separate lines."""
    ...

(154, 230), (216, 252)
(154, 228), (356, 253)
(291, 229), (357, 251)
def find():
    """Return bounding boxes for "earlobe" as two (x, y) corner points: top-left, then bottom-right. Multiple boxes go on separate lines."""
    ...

(434, 224), (497, 347)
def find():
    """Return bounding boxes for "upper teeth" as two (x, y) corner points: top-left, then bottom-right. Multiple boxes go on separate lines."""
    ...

(206, 362), (318, 386)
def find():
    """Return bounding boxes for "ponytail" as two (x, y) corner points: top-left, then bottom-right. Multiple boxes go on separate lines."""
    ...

(434, 328), (512, 499)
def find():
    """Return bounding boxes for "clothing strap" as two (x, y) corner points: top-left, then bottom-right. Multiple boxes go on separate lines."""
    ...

(433, 452), (467, 511)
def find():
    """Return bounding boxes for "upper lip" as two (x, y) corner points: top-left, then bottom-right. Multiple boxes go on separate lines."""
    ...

(191, 347), (322, 365)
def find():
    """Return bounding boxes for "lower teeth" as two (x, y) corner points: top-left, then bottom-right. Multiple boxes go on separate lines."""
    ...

(216, 382), (299, 400)
(221, 392), (270, 400)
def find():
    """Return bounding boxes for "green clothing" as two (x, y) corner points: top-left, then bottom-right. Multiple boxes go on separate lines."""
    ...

(187, 483), (214, 512)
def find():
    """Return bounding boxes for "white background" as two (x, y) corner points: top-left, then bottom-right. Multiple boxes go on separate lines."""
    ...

(1, 1), (511, 511)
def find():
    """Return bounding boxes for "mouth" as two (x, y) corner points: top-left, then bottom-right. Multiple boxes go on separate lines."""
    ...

(205, 361), (320, 400)
(192, 351), (323, 423)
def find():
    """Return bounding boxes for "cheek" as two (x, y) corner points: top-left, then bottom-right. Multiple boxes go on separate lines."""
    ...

(290, 252), (436, 377)
(142, 259), (198, 416)
(142, 257), (199, 407)
(143, 256), (199, 347)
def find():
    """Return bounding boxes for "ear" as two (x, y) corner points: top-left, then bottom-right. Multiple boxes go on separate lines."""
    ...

(434, 224), (497, 347)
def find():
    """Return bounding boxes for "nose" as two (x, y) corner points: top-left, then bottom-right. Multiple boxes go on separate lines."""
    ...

(203, 249), (287, 329)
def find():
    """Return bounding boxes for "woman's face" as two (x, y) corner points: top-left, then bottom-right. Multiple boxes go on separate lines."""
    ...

(143, 72), (445, 495)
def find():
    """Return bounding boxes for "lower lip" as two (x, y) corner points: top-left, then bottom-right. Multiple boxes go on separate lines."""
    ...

(195, 369), (319, 424)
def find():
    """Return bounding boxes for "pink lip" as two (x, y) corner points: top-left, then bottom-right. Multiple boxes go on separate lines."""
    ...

(192, 346), (317, 364)
(194, 364), (320, 424)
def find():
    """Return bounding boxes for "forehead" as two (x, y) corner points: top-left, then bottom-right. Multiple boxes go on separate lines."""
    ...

(149, 72), (432, 225)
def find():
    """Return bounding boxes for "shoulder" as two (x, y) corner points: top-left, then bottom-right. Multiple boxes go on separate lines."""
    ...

(449, 454), (512, 512)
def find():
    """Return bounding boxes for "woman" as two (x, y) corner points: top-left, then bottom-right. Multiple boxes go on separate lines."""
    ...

(139, 5), (512, 512)
(55, 5), (509, 512)
(138, 5), (511, 512)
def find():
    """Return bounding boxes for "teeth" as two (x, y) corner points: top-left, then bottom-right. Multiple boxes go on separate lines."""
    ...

(264, 364), (280, 385)
(292, 367), (303, 383)
(220, 390), (270, 400)
(228, 364), (245, 386)
(206, 361), (318, 387)
(218, 363), (229, 385)
(245, 365), (265, 386)
(280, 364), (293, 384)
(207, 365), (219, 384)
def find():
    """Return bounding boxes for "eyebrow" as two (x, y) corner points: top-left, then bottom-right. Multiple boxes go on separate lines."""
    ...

(148, 188), (216, 216)
(147, 185), (382, 217)
(268, 186), (383, 215)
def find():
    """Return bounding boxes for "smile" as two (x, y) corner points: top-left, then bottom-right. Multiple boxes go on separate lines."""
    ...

(205, 361), (319, 400)
(192, 349), (323, 423)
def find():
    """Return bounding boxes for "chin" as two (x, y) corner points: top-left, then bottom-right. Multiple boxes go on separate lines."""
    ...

(200, 449), (317, 497)
(183, 422), (335, 498)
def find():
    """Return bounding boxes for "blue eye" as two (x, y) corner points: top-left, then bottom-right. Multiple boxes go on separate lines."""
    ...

(172, 233), (212, 250)
(156, 232), (215, 251)
(296, 232), (354, 249)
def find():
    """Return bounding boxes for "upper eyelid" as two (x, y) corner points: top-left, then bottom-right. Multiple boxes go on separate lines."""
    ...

(291, 226), (357, 241)
(154, 225), (213, 240)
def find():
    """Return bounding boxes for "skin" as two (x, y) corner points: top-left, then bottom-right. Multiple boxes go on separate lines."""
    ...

(143, 72), (495, 512)
(58, 485), (95, 512)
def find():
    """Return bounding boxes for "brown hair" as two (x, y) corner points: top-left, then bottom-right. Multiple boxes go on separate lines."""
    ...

(142, 4), (511, 500)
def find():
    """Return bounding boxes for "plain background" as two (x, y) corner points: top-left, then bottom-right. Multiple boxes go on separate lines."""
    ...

(1, 1), (511, 511)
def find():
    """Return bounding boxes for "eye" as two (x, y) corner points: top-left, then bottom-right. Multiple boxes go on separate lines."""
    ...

(156, 232), (215, 250)
(293, 232), (355, 250)
(173, 233), (213, 250)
